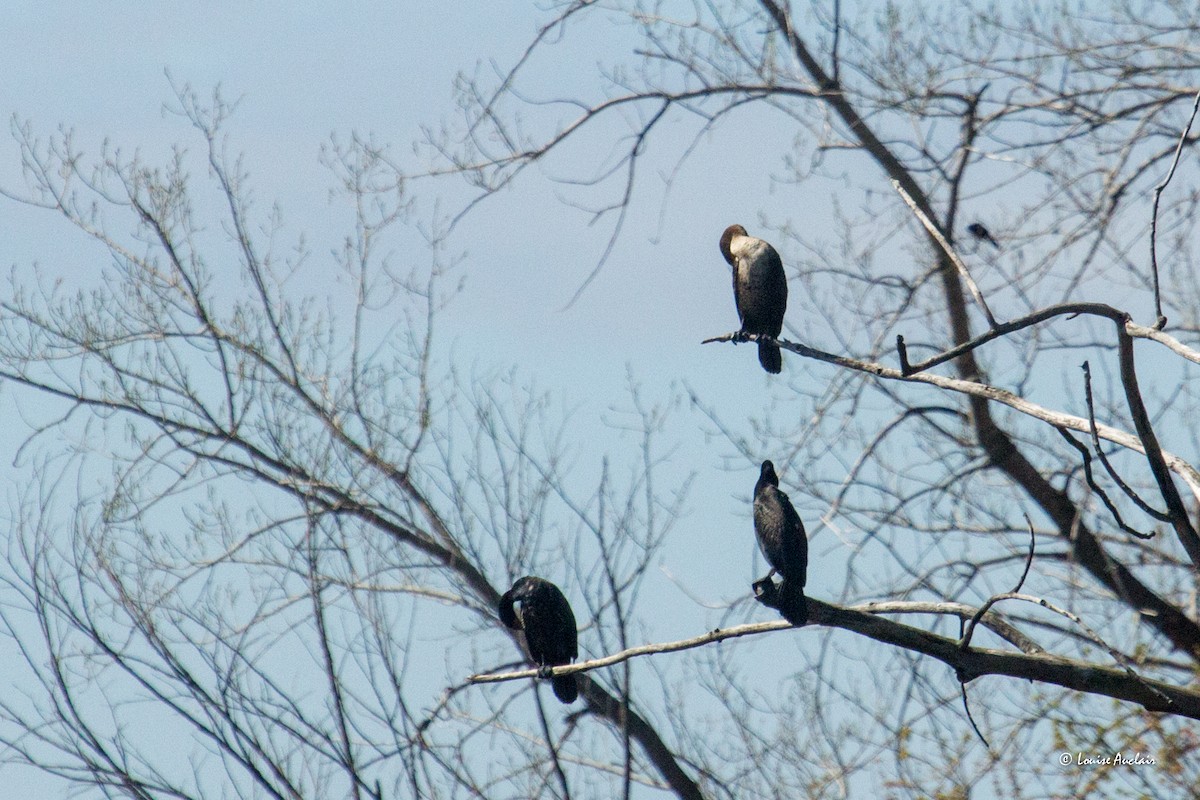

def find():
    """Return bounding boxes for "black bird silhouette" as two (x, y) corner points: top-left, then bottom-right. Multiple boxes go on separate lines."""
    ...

(966, 222), (1000, 249)
(498, 576), (579, 703)
(752, 461), (808, 625)
(720, 224), (788, 374)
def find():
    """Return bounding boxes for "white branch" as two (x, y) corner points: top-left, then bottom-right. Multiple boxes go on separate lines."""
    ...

(704, 330), (1200, 503)
(471, 598), (1035, 684)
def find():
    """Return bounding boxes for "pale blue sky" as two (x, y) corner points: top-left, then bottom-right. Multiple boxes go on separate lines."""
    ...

(0, 4), (1045, 797)
(1, 2), (821, 386)
(6, 2), (1199, 796)
(0, 1), (844, 554)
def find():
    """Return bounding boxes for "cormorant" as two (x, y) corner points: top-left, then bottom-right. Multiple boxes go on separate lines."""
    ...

(719, 224), (788, 374)
(966, 222), (1000, 249)
(752, 460), (808, 625)
(498, 576), (579, 703)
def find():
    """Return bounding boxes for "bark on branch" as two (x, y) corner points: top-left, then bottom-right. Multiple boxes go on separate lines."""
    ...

(752, 0), (1200, 661)
(472, 599), (1200, 719)
(701, 331), (1200, 505)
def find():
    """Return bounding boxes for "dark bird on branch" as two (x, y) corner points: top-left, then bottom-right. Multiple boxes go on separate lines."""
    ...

(966, 222), (1000, 249)
(719, 224), (788, 374)
(498, 576), (579, 703)
(752, 460), (808, 625)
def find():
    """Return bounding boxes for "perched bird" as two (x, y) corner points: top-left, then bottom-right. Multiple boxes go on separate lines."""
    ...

(719, 224), (788, 374)
(752, 460), (808, 625)
(966, 222), (1000, 249)
(498, 576), (579, 703)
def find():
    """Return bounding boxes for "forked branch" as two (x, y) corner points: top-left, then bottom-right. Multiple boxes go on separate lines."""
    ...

(701, 331), (1200, 506)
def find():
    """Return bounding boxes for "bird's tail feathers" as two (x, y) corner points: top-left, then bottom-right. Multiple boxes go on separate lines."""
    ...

(758, 341), (782, 374)
(552, 674), (578, 704)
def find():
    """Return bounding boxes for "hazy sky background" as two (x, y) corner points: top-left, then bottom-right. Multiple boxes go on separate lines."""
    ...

(1, 2), (834, 406)
(0, 4), (1017, 796)
(0, 2), (851, 609)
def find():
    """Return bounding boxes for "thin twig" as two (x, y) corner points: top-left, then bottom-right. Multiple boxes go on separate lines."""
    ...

(1081, 361), (1169, 524)
(960, 683), (990, 749)
(1056, 428), (1153, 539)
(960, 517), (1036, 649)
(534, 691), (573, 800)
(891, 179), (997, 328)
(830, 0), (841, 85)
(1149, 88), (1200, 328)
(1013, 513), (1036, 593)
(959, 592), (1173, 706)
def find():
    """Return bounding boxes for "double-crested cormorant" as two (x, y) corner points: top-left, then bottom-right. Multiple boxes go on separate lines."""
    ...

(966, 222), (1000, 249)
(498, 576), (579, 703)
(752, 460), (808, 625)
(719, 224), (788, 374)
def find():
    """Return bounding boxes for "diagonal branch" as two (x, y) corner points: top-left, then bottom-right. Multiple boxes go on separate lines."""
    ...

(1113, 329), (1200, 566)
(1081, 361), (1169, 524)
(892, 179), (997, 328)
(1056, 427), (1153, 539)
(701, 331), (1200, 504)
(897, 302), (1200, 377)
(471, 599), (1200, 720)
(751, 0), (1200, 658)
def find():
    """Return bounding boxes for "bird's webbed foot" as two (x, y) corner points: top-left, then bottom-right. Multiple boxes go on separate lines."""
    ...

(731, 329), (751, 344)
(536, 664), (555, 680)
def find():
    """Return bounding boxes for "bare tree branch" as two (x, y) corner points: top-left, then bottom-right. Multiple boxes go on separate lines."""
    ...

(892, 179), (997, 329)
(1149, 87), (1200, 328)
(472, 599), (1200, 719)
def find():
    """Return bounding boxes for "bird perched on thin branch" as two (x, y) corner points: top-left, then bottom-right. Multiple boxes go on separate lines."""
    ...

(752, 460), (808, 625)
(966, 222), (1000, 249)
(719, 224), (788, 374)
(498, 576), (579, 703)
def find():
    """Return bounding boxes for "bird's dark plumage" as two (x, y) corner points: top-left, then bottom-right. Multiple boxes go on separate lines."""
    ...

(966, 222), (1000, 249)
(720, 224), (787, 374)
(498, 576), (579, 703)
(752, 460), (808, 625)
